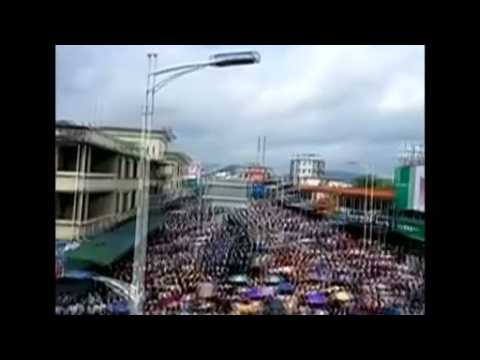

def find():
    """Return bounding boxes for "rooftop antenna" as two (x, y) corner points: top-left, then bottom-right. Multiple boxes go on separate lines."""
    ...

(257, 136), (261, 166)
(262, 135), (266, 167)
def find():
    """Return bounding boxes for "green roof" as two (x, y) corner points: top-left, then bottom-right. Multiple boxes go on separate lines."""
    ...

(65, 210), (165, 269)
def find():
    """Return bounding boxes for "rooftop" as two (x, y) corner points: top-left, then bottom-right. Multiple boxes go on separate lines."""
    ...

(165, 151), (192, 165)
(99, 126), (176, 141)
(300, 185), (394, 200)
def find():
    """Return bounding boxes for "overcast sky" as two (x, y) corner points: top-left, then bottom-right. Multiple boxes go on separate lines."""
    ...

(56, 45), (424, 177)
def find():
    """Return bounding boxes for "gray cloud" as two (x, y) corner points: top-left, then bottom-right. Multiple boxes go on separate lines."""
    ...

(56, 45), (424, 176)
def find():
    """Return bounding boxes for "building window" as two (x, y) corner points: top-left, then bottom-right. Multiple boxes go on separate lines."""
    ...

(131, 191), (136, 210)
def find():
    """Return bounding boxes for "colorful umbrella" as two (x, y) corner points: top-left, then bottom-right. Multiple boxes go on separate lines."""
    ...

(333, 291), (352, 302)
(265, 274), (283, 285)
(306, 291), (329, 306)
(233, 302), (261, 315)
(277, 282), (295, 295)
(383, 307), (402, 316)
(110, 300), (130, 315)
(324, 286), (341, 294)
(276, 266), (294, 275)
(197, 282), (216, 299)
(246, 288), (264, 300)
(229, 274), (250, 285)
(261, 286), (276, 297)
(307, 272), (322, 282)
(299, 238), (315, 244)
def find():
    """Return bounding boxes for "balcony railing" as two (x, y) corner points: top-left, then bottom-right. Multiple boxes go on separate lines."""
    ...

(55, 211), (138, 240)
(56, 172), (138, 192)
(56, 171), (116, 178)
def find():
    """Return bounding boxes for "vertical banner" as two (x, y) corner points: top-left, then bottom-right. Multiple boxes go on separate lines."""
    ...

(394, 165), (412, 210)
(413, 165), (425, 212)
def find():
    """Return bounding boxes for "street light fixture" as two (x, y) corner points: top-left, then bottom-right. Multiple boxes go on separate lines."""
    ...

(346, 161), (372, 246)
(209, 51), (261, 67)
(130, 50), (261, 315)
(150, 51), (261, 77)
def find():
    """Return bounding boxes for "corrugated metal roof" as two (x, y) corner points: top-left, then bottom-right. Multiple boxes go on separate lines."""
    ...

(65, 210), (165, 269)
(301, 186), (394, 200)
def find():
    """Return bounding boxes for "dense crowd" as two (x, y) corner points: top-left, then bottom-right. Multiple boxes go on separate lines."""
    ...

(56, 198), (425, 315)
(55, 283), (124, 315)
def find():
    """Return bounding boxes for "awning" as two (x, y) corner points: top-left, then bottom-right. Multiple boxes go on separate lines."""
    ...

(65, 210), (165, 269)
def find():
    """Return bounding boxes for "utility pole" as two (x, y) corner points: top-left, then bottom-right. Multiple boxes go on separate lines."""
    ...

(257, 136), (261, 166)
(262, 136), (266, 167)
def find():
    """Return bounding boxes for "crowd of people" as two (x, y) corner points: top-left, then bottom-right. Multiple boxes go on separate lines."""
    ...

(55, 283), (125, 315)
(55, 198), (425, 315)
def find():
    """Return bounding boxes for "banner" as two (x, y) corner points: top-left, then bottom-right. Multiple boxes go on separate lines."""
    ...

(395, 218), (425, 242)
(394, 165), (424, 212)
(394, 166), (411, 210)
(412, 165), (425, 212)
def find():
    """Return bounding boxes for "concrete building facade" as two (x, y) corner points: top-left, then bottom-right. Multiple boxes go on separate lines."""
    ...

(300, 185), (394, 216)
(290, 154), (325, 186)
(164, 151), (192, 192)
(99, 126), (175, 162)
(202, 179), (249, 209)
(55, 122), (190, 242)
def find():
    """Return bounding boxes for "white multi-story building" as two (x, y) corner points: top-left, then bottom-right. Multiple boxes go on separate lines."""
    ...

(99, 126), (175, 162)
(55, 121), (190, 242)
(290, 153), (325, 186)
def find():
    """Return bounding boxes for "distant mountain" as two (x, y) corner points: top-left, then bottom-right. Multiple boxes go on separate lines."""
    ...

(202, 163), (223, 171)
(218, 164), (244, 173)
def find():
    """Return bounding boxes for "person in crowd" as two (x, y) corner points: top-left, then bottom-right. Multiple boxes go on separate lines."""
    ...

(56, 198), (424, 315)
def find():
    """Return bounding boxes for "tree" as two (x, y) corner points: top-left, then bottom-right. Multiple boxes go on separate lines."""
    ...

(352, 176), (393, 189)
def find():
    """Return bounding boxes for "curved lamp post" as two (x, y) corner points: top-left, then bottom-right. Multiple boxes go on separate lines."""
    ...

(128, 51), (261, 315)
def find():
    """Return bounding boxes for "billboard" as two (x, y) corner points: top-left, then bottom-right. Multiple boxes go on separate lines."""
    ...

(394, 165), (424, 212)
(394, 217), (425, 242)
(394, 166), (411, 210)
(413, 165), (425, 212)
(251, 184), (266, 199)
(244, 166), (269, 183)
(185, 161), (201, 179)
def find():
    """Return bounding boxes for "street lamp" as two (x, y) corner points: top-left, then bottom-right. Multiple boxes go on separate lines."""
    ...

(131, 51), (261, 315)
(346, 161), (373, 246)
